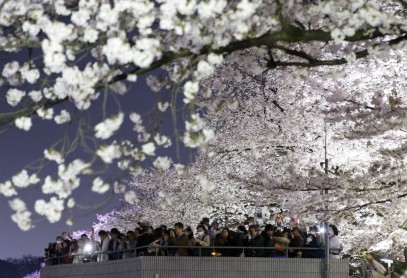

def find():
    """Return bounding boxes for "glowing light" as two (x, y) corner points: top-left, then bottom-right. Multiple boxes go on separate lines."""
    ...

(84, 243), (93, 253)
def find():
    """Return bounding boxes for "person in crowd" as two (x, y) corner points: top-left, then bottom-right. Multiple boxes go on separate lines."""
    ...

(271, 230), (290, 258)
(208, 221), (219, 246)
(235, 225), (250, 250)
(72, 239), (84, 264)
(168, 222), (189, 256)
(328, 224), (342, 259)
(247, 225), (265, 257)
(235, 225), (250, 246)
(184, 226), (196, 256)
(162, 229), (174, 256)
(123, 231), (138, 258)
(215, 228), (234, 257)
(193, 224), (211, 256)
(229, 228), (245, 257)
(302, 226), (324, 258)
(94, 229), (110, 262)
(116, 233), (127, 259)
(53, 236), (68, 265)
(45, 243), (55, 266)
(283, 228), (292, 240)
(148, 227), (167, 256)
(289, 227), (304, 258)
(136, 224), (155, 256)
(134, 227), (142, 238)
(63, 239), (75, 264)
(200, 217), (210, 230)
(262, 224), (275, 257)
(108, 228), (121, 260)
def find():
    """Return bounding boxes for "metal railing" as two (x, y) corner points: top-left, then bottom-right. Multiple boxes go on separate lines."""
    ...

(45, 245), (342, 264)
(43, 245), (356, 277)
(41, 251), (352, 278)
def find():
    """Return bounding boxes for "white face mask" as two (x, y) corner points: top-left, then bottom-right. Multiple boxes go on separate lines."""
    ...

(196, 231), (205, 237)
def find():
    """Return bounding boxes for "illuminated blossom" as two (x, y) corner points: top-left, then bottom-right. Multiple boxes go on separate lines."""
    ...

(92, 177), (110, 194)
(97, 144), (122, 163)
(95, 113), (124, 140)
(6, 89), (25, 106)
(15, 117), (32, 131)
(54, 110), (71, 124)
(12, 170), (39, 188)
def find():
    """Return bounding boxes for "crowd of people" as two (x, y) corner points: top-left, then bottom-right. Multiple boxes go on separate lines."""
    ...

(44, 216), (344, 265)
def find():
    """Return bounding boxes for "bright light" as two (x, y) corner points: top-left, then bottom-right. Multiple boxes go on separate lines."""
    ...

(381, 258), (393, 264)
(319, 227), (325, 233)
(84, 243), (93, 253)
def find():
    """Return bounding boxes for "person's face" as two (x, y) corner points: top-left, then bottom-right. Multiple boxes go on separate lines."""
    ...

(134, 230), (140, 237)
(174, 226), (183, 234)
(328, 227), (334, 237)
(78, 240), (84, 247)
(249, 228), (257, 237)
(127, 233), (134, 240)
(266, 230), (273, 237)
(197, 227), (205, 233)
(221, 229), (229, 238)
(283, 232), (289, 238)
(111, 233), (118, 239)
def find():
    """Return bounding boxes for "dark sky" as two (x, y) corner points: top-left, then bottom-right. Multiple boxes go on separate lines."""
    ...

(0, 96), (120, 259)
(0, 72), (188, 259)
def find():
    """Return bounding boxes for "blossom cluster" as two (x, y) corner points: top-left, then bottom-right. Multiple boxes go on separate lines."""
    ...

(0, 0), (405, 233)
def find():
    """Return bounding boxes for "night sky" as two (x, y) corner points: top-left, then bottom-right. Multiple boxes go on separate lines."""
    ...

(0, 73), (185, 260)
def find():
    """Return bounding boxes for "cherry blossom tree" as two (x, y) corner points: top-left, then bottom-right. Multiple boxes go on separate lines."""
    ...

(0, 0), (406, 237)
(97, 45), (407, 256)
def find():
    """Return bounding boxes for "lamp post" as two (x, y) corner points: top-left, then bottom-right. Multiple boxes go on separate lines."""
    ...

(322, 122), (330, 278)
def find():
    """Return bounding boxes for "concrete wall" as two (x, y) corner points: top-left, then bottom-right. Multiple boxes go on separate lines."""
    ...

(40, 257), (350, 278)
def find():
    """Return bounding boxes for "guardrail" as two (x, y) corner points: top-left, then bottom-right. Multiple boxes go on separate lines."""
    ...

(45, 245), (341, 264)
(42, 246), (353, 278)
(41, 256), (352, 278)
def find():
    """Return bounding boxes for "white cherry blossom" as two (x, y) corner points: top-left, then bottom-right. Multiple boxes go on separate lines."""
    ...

(6, 89), (25, 106)
(97, 144), (122, 163)
(92, 177), (110, 194)
(15, 117), (32, 131)
(95, 113), (124, 140)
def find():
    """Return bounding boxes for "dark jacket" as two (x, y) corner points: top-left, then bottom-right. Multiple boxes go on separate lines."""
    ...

(108, 239), (119, 260)
(137, 233), (155, 256)
(247, 233), (265, 257)
(215, 234), (234, 257)
(289, 235), (304, 258)
(302, 234), (324, 258)
(168, 234), (189, 256)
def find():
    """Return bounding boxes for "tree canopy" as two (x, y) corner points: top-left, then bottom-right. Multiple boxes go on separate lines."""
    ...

(0, 0), (407, 257)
